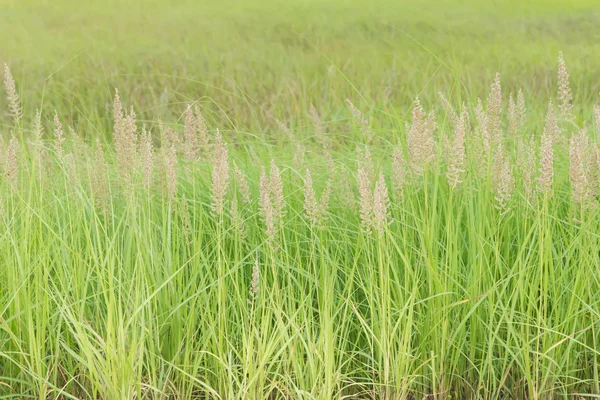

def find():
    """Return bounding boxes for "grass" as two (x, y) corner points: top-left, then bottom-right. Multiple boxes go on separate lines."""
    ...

(1, 0), (600, 399)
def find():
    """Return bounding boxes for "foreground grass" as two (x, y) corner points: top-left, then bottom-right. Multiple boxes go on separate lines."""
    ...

(1, 52), (600, 398)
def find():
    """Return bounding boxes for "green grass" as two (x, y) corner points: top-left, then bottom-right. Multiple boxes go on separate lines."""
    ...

(1, 0), (600, 399)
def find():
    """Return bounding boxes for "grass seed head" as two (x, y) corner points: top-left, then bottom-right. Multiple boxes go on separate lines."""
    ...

(3, 64), (22, 126)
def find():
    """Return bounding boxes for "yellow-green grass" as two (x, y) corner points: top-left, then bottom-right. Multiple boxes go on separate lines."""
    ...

(1, 1), (600, 399)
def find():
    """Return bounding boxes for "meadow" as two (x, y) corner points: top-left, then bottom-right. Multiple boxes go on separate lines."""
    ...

(2, 0), (600, 398)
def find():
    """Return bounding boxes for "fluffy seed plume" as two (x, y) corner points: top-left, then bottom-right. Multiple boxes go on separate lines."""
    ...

(302, 169), (331, 228)
(89, 139), (110, 215)
(233, 162), (251, 204)
(210, 131), (230, 216)
(486, 73), (502, 143)
(445, 106), (468, 189)
(508, 93), (517, 136)
(139, 126), (155, 190)
(303, 168), (319, 226)
(161, 126), (178, 200)
(53, 111), (66, 159)
(248, 258), (260, 304)
(538, 112), (555, 197)
(492, 144), (515, 215)
(406, 97), (437, 176)
(5, 136), (19, 190)
(357, 163), (374, 234)
(372, 172), (392, 234)
(31, 109), (46, 172)
(318, 179), (332, 224)
(113, 90), (138, 188)
(309, 104), (330, 149)
(517, 135), (537, 204)
(569, 130), (590, 205)
(557, 51), (574, 122)
(33, 109), (44, 147)
(346, 99), (375, 144)
(358, 146), (375, 184)
(183, 105), (201, 161)
(517, 88), (526, 129)
(194, 105), (210, 155)
(179, 199), (193, 245)
(259, 166), (276, 243)
(391, 146), (408, 197)
(3, 64), (22, 126)
(438, 92), (459, 129)
(269, 159), (285, 224)
(339, 171), (356, 212)
(471, 98), (490, 178)
(230, 197), (247, 240)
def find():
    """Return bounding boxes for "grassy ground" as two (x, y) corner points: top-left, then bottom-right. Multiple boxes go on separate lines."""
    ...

(1, 0), (600, 399)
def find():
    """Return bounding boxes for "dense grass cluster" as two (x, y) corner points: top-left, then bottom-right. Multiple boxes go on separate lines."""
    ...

(1, 50), (600, 399)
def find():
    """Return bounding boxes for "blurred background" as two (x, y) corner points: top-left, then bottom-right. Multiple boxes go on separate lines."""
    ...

(2, 0), (600, 136)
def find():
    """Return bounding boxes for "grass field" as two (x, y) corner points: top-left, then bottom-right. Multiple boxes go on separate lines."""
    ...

(2, 0), (600, 399)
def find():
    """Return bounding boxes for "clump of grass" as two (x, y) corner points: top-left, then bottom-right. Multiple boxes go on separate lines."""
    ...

(1, 53), (600, 399)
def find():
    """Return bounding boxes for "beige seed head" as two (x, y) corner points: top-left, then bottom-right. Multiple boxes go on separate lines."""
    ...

(161, 127), (178, 200)
(89, 139), (110, 216)
(65, 153), (78, 195)
(339, 171), (356, 212)
(358, 146), (375, 184)
(230, 197), (247, 240)
(5, 136), (19, 190)
(183, 105), (201, 162)
(446, 105), (468, 189)
(517, 135), (536, 204)
(372, 172), (392, 234)
(193, 105), (210, 155)
(113, 90), (139, 188)
(438, 92), (459, 129)
(276, 118), (293, 140)
(269, 159), (285, 224)
(492, 144), (514, 214)
(543, 100), (560, 143)
(486, 72), (502, 142)
(33, 109), (44, 144)
(517, 88), (526, 130)
(3, 64), (22, 126)
(53, 111), (66, 159)
(318, 179), (332, 226)
(259, 166), (276, 243)
(406, 97), (437, 176)
(303, 168), (319, 226)
(357, 163), (373, 235)
(292, 140), (306, 171)
(569, 130), (590, 205)
(346, 99), (375, 144)
(537, 114), (555, 197)
(210, 130), (230, 217)
(139, 126), (155, 190)
(179, 199), (193, 245)
(233, 162), (251, 205)
(391, 145), (408, 197)
(249, 258), (260, 303)
(309, 104), (330, 149)
(557, 51), (574, 122)
(508, 93), (517, 137)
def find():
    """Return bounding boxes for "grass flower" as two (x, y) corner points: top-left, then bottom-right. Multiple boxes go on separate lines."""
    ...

(3, 64), (22, 126)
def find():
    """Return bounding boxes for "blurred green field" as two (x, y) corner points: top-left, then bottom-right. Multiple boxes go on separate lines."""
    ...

(2, 0), (600, 134)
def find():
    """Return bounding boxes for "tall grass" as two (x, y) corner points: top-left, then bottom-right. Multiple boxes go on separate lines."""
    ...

(1, 54), (600, 400)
